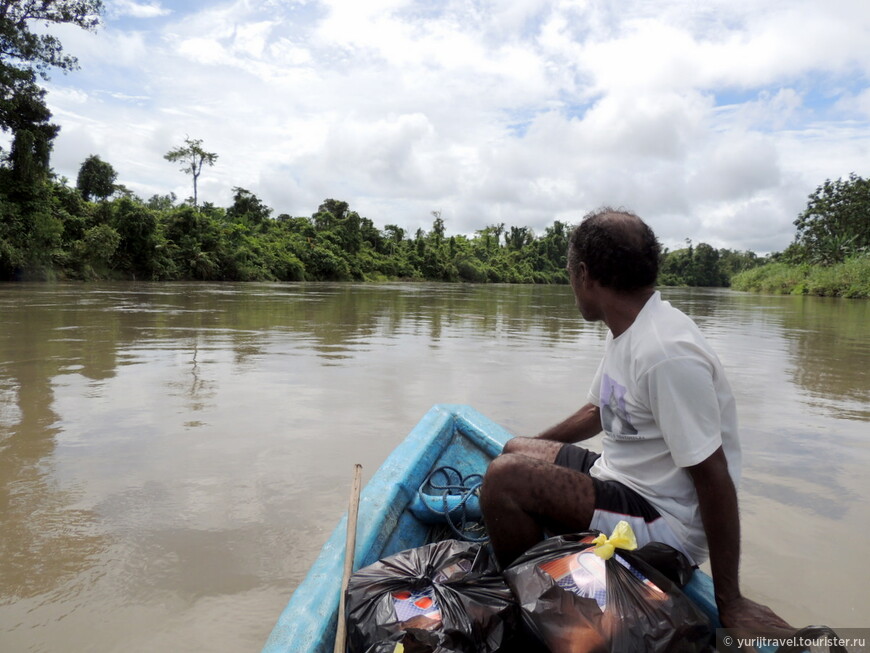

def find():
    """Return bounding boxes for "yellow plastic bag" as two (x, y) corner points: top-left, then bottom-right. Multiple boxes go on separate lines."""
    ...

(591, 520), (638, 560)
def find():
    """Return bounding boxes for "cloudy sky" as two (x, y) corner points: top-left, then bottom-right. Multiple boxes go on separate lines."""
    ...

(40, 0), (870, 252)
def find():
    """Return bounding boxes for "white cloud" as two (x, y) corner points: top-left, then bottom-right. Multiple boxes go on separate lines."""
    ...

(232, 20), (274, 58)
(49, 87), (90, 105)
(104, 91), (150, 102)
(834, 87), (870, 120)
(697, 192), (802, 253)
(40, 0), (870, 252)
(115, 1), (172, 19)
(688, 132), (781, 202)
(177, 37), (229, 65)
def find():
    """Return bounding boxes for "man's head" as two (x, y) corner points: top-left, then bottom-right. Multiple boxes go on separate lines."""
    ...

(567, 208), (661, 292)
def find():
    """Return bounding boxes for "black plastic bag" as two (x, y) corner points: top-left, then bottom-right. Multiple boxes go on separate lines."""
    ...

(630, 540), (697, 588)
(503, 531), (712, 653)
(345, 540), (517, 653)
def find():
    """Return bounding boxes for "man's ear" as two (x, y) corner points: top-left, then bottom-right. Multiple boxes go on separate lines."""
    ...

(577, 262), (589, 286)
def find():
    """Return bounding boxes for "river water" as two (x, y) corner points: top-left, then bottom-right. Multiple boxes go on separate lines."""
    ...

(0, 282), (868, 651)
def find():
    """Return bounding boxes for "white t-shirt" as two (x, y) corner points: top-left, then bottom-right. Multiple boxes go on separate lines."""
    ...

(587, 291), (741, 564)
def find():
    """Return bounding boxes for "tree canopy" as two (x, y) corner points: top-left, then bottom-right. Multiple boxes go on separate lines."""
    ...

(76, 154), (116, 201)
(789, 173), (870, 265)
(0, 0), (103, 275)
(0, 0), (103, 167)
(0, 0), (103, 79)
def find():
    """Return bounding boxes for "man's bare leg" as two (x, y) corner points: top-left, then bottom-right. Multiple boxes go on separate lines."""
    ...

(480, 452), (596, 567)
(501, 436), (564, 462)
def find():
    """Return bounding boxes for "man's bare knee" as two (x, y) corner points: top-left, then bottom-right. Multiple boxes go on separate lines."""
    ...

(502, 436), (563, 463)
(481, 452), (530, 508)
(482, 452), (596, 535)
(502, 438), (525, 455)
(482, 452), (523, 492)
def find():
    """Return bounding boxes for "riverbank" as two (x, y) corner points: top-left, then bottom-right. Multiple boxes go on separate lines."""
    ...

(730, 255), (870, 298)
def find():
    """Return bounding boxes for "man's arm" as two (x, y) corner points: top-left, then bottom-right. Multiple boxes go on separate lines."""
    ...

(688, 448), (792, 632)
(535, 403), (601, 443)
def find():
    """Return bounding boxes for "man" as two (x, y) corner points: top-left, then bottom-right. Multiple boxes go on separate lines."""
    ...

(480, 208), (790, 630)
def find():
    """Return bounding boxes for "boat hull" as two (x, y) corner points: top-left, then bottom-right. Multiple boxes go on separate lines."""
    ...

(262, 404), (513, 653)
(262, 404), (721, 653)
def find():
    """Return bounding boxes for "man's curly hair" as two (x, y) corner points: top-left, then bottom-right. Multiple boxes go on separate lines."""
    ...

(567, 208), (661, 291)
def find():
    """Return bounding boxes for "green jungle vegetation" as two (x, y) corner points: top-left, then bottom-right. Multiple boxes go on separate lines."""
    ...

(1, 1), (867, 296)
(730, 174), (870, 299)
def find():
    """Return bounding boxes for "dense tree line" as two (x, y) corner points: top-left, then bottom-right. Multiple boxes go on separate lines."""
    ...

(660, 241), (762, 287)
(1, 156), (764, 285)
(0, 176), (579, 282)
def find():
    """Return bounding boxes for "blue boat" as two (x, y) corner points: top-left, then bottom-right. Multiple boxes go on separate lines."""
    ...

(261, 404), (720, 653)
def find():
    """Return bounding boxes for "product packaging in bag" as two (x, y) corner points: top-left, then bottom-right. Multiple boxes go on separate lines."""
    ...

(345, 539), (516, 653)
(503, 522), (712, 653)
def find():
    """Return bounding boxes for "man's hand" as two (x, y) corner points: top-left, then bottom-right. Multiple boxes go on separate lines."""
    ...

(535, 403), (601, 443)
(718, 595), (793, 635)
(689, 450), (793, 637)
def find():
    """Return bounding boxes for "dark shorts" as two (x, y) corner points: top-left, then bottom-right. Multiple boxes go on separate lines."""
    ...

(554, 444), (660, 524)
(553, 445), (695, 562)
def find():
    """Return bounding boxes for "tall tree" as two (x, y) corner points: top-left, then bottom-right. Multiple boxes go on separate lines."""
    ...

(3, 77), (57, 188)
(0, 0), (102, 183)
(0, 1), (101, 278)
(430, 210), (445, 247)
(163, 137), (218, 210)
(76, 154), (116, 200)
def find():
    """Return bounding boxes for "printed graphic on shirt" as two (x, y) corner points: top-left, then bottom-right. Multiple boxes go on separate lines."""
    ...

(600, 374), (638, 438)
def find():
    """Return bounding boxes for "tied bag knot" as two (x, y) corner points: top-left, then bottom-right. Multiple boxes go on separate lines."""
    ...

(591, 520), (638, 560)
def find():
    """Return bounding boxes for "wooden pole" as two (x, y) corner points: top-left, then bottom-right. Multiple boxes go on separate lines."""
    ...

(334, 463), (363, 653)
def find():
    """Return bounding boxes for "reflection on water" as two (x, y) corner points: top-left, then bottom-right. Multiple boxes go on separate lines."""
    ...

(0, 298), (108, 605)
(671, 290), (869, 421)
(0, 282), (868, 650)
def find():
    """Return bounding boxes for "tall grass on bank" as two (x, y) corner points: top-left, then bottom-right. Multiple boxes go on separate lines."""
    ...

(731, 255), (870, 299)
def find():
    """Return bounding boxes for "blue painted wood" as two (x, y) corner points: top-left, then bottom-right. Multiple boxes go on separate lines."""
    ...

(408, 492), (483, 524)
(684, 568), (722, 628)
(261, 404), (723, 653)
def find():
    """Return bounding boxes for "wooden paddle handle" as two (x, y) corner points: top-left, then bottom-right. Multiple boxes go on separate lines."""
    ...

(334, 463), (363, 653)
